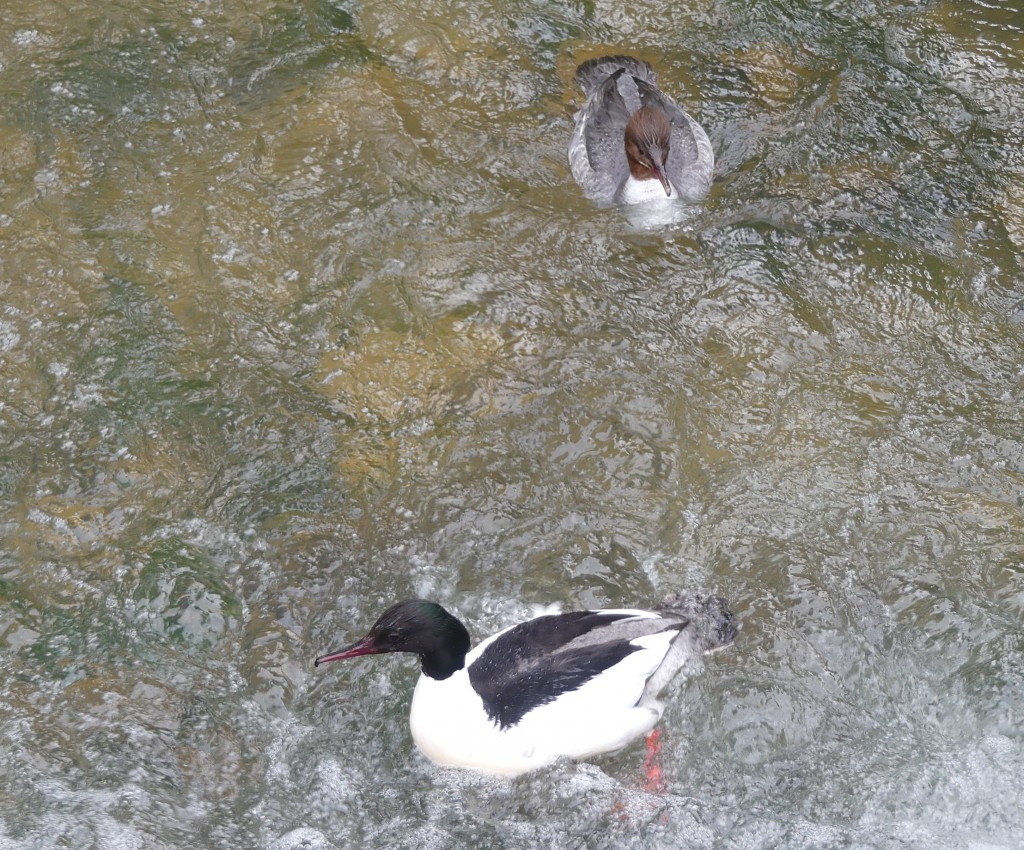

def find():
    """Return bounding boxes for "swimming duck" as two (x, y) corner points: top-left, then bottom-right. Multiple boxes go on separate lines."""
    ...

(314, 592), (737, 776)
(568, 55), (714, 205)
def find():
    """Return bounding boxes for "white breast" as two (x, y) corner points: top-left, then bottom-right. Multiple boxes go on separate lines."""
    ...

(619, 175), (676, 205)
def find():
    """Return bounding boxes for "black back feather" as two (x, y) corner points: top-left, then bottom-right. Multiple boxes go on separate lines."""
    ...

(467, 611), (641, 730)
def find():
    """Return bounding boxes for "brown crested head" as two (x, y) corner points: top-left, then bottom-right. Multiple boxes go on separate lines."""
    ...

(624, 106), (673, 195)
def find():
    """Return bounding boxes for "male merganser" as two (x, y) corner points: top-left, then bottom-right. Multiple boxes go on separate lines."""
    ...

(315, 592), (737, 776)
(568, 55), (714, 205)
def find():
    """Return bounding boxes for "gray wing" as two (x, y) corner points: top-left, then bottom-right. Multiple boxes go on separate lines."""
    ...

(568, 70), (636, 204)
(569, 112), (623, 204)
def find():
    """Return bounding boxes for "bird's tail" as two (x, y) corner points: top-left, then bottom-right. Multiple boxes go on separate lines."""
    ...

(661, 592), (738, 654)
(574, 55), (657, 94)
(639, 592), (737, 704)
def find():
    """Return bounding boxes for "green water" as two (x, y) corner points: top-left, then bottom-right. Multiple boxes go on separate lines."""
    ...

(1, 0), (1022, 847)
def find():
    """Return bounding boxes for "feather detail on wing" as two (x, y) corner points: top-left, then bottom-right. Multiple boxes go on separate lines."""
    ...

(467, 610), (687, 729)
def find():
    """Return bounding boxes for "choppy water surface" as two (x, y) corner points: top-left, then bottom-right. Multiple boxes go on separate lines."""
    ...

(2, 0), (1023, 847)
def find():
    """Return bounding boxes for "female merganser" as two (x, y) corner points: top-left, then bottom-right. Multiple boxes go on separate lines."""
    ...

(314, 593), (737, 776)
(568, 55), (714, 205)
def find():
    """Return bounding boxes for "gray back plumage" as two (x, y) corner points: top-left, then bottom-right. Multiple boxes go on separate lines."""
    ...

(574, 55), (658, 95)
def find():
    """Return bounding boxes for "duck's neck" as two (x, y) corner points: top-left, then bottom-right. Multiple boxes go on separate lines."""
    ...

(420, 645), (467, 680)
(418, 609), (471, 680)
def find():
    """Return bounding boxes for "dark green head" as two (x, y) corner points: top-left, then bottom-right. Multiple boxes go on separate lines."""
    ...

(314, 599), (471, 680)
